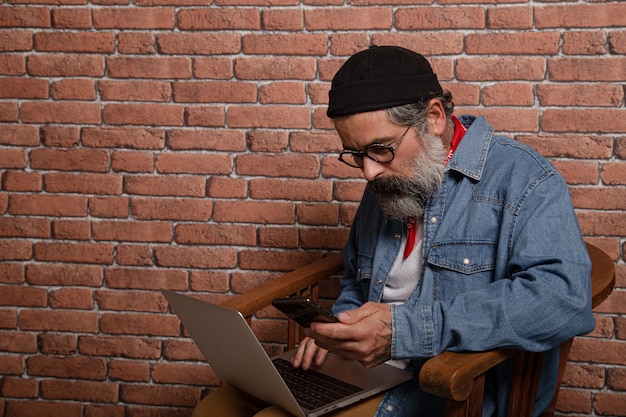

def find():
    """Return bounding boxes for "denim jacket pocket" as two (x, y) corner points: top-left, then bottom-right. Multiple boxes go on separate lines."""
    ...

(427, 241), (497, 274)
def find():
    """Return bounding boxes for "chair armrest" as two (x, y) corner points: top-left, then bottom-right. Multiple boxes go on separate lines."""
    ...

(221, 253), (344, 319)
(419, 349), (515, 401)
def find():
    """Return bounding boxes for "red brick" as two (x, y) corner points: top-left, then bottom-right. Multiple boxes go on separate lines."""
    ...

(247, 130), (289, 152)
(0, 31), (32, 53)
(162, 339), (203, 361)
(562, 363), (605, 389)
(154, 246), (238, 269)
(41, 379), (118, 402)
(123, 175), (205, 197)
(39, 333), (78, 355)
(0, 149), (27, 168)
(26, 263), (102, 287)
(193, 57), (233, 79)
(130, 197), (212, 221)
(0, 54), (26, 74)
(19, 309), (98, 333)
(98, 80), (170, 102)
(297, 203), (339, 225)
(49, 288), (94, 309)
(262, 8), (303, 31)
(79, 335), (161, 358)
(31, 148), (110, 172)
(250, 178), (333, 202)
(93, 7), (174, 29)
(610, 31), (626, 54)
(50, 78), (96, 100)
(395, 6), (483, 30)
(569, 338), (626, 365)
(305, 7), (391, 30)
(486, 6), (532, 29)
(0, 285), (47, 307)
(0, 217), (50, 238)
(45, 173), (122, 196)
(9, 194), (87, 217)
(119, 384), (200, 407)
(237, 154), (319, 178)
(85, 404), (125, 417)
(213, 201), (294, 224)
(104, 268), (187, 291)
(107, 56), (191, 79)
(0, 308), (17, 328)
(185, 105), (226, 127)
(151, 362), (217, 385)
(189, 270), (230, 292)
(235, 57), (316, 80)
(563, 31), (607, 55)
(34, 32), (115, 53)
(5, 400), (83, 417)
(555, 387), (592, 413)
(602, 162), (626, 185)
(258, 226), (298, 249)
(27, 54), (104, 77)
(0, 354), (23, 375)
(549, 57), (626, 82)
(537, 84), (623, 107)
(41, 125), (80, 147)
(52, 219), (90, 240)
(466, 32), (559, 55)
(1, 376), (38, 398)
(175, 224), (256, 245)
(0, 263), (24, 284)
(33, 242), (114, 264)
(112, 151), (154, 173)
(89, 196), (130, 218)
(455, 107), (539, 133)
(570, 188), (626, 210)
(82, 127), (164, 149)
(52, 7), (92, 29)
(21, 101), (101, 124)
(536, 3), (626, 29)
(457, 57), (546, 81)
(238, 249), (321, 272)
(155, 152), (232, 175)
(172, 81), (256, 103)
(259, 81), (306, 104)
(92, 220), (172, 243)
(207, 177), (248, 198)
(0, 78), (48, 99)
(95, 290), (167, 313)
(594, 392), (626, 416)
(0, 331), (37, 353)
(0, 102), (19, 122)
(167, 129), (245, 151)
(103, 103), (184, 126)
(243, 33), (327, 55)
(227, 105), (311, 128)
(0, 124), (39, 146)
(578, 212), (626, 237)
(482, 83), (534, 106)
(117, 32), (155, 54)
(177, 8), (260, 30)
(0, 6), (50, 27)
(157, 32), (240, 55)
(334, 181), (366, 202)
(0, 239), (32, 261)
(517, 135), (613, 159)
(607, 367), (626, 391)
(2, 171), (42, 192)
(115, 244), (153, 266)
(108, 359), (150, 382)
(100, 312), (180, 336)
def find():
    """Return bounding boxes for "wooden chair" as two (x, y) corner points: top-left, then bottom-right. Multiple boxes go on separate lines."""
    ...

(202, 242), (615, 417)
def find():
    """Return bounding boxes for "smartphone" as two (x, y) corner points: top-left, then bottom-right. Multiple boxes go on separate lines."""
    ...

(271, 296), (338, 328)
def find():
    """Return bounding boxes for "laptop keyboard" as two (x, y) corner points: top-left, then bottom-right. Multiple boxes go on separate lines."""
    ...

(272, 358), (363, 410)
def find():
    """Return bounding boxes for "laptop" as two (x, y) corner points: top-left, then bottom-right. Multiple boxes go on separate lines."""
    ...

(162, 290), (413, 417)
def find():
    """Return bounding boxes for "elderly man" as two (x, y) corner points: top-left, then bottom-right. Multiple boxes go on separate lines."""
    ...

(195, 45), (595, 417)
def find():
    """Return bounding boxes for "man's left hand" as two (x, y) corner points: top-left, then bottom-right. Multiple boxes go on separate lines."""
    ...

(304, 302), (392, 368)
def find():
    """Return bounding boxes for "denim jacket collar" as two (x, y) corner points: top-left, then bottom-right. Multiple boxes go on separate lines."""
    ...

(445, 115), (493, 181)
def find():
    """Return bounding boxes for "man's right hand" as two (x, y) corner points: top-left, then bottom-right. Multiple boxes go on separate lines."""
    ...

(290, 336), (328, 371)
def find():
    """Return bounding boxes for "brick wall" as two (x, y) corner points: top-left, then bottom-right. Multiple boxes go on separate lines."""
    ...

(0, 0), (625, 416)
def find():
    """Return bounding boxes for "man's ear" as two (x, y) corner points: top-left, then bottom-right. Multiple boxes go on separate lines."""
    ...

(426, 98), (447, 136)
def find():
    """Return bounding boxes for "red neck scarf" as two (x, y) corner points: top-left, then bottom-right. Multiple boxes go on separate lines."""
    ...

(404, 116), (467, 259)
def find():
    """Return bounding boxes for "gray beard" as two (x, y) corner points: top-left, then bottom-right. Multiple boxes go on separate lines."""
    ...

(367, 133), (447, 221)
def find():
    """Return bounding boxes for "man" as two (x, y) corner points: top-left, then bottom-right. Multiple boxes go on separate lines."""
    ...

(196, 45), (595, 417)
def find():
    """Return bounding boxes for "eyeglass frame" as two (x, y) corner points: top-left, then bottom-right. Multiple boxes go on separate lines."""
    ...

(338, 126), (412, 168)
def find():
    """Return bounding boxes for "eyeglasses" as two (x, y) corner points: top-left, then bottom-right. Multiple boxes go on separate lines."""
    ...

(338, 126), (411, 169)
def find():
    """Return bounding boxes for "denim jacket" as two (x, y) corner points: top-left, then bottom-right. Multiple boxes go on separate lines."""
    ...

(332, 116), (595, 417)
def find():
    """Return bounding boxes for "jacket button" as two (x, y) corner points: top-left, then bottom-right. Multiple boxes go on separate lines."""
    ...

(463, 258), (471, 265)
(376, 279), (383, 285)
(430, 216), (437, 224)
(386, 404), (394, 412)
(394, 233), (401, 239)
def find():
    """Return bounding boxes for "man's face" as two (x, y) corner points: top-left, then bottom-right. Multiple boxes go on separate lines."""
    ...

(334, 109), (446, 220)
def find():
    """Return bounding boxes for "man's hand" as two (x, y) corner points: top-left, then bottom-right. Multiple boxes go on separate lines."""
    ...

(304, 302), (392, 368)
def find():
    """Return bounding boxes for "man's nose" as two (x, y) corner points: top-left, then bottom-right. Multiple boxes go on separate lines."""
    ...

(361, 157), (386, 182)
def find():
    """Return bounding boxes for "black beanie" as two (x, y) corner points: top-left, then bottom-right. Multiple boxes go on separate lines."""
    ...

(326, 46), (443, 118)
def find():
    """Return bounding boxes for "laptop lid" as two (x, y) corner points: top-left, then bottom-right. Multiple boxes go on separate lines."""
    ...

(162, 290), (413, 417)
